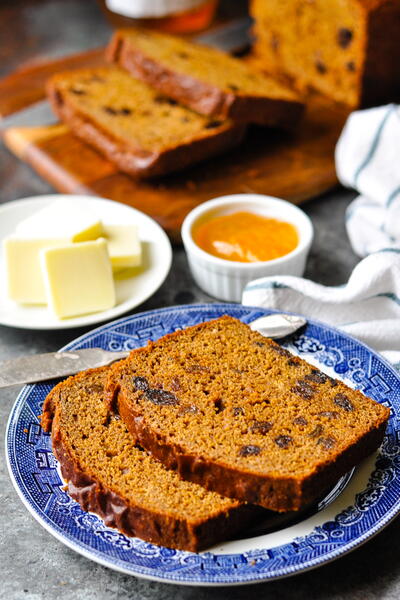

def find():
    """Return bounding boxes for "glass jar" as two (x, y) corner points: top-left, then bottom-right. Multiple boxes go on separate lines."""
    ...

(100, 0), (218, 33)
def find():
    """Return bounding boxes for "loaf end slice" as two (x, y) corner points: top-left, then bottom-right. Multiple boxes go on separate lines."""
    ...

(46, 66), (246, 179)
(41, 366), (263, 552)
(106, 316), (390, 511)
(250, 0), (400, 108)
(106, 28), (305, 128)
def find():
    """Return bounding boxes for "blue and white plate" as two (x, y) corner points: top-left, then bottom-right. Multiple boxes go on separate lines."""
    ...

(6, 304), (400, 586)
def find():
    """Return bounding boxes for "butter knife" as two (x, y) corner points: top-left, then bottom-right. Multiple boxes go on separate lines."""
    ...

(0, 314), (306, 388)
(0, 348), (129, 388)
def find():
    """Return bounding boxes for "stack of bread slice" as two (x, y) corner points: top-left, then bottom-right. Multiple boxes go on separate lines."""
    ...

(41, 366), (265, 552)
(46, 28), (304, 179)
(41, 316), (390, 551)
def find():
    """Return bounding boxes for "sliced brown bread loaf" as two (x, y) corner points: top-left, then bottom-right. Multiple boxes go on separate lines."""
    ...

(106, 28), (304, 128)
(41, 366), (264, 552)
(250, 0), (400, 108)
(106, 316), (390, 512)
(46, 66), (246, 179)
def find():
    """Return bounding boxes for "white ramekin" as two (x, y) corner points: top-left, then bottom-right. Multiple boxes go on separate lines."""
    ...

(181, 194), (314, 302)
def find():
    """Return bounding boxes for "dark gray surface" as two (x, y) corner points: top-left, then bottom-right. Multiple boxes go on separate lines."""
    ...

(1, 1), (399, 597)
(2, 185), (400, 599)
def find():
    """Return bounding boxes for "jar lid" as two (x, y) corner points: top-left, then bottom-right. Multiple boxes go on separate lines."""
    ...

(106, 0), (204, 18)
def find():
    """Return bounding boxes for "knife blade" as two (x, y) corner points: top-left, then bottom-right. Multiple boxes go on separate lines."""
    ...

(0, 348), (129, 388)
(0, 99), (57, 130)
(196, 16), (253, 54)
(0, 314), (306, 388)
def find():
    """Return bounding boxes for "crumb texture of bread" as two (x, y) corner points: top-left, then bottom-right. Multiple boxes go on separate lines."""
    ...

(107, 316), (390, 511)
(46, 66), (246, 178)
(106, 28), (304, 127)
(250, 0), (400, 107)
(41, 366), (262, 552)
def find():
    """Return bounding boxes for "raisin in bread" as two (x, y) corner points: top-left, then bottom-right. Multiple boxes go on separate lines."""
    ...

(250, 0), (400, 107)
(106, 28), (304, 127)
(46, 66), (246, 179)
(41, 366), (263, 552)
(106, 316), (390, 512)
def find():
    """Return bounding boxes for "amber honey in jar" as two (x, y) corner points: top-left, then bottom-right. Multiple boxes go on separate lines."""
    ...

(101, 0), (218, 33)
(193, 211), (299, 262)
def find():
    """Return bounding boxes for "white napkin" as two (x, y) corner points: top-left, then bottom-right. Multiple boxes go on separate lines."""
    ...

(335, 104), (400, 256)
(242, 104), (400, 367)
(242, 249), (400, 368)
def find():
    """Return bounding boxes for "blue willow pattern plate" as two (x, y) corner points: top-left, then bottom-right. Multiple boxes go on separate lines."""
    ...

(6, 304), (400, 586)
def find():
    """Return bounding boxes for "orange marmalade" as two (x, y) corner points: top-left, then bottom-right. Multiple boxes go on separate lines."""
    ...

(193, 211), (299, 263)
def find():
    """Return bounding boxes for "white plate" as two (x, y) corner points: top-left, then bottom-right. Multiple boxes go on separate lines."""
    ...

(0, 195), (172, 329)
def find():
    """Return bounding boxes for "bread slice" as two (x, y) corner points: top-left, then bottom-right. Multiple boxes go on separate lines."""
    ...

(106, 28), (305, 127)
(41, 366), (263, 552)
(106, 316), (390, 512)
(46, 66), (246, 179)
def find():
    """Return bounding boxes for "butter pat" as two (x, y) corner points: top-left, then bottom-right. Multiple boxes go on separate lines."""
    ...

(41, 239), (116, 318)
(3, 236), (71, 304)
(16, 200), (103, 242)
(103, 224), (142, 272)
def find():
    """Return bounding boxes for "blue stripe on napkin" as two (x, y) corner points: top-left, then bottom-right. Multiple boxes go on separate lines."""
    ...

(353, 105), (395, 187)
(364, 292), (400, 307)
(244, 281), (289, 292)
(387, 185), (400, 208)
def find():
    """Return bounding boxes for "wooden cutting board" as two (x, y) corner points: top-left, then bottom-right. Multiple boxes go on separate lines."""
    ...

(0, 50), (350, 243)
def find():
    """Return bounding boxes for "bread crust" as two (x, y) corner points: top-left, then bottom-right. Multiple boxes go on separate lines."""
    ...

(361, 0), (400, 106)
(106, 30), (304, 128)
